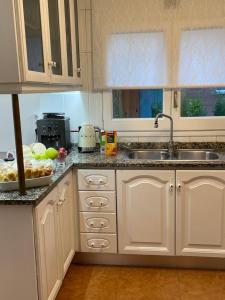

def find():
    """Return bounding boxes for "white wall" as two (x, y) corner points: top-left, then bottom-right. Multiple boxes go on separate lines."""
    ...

(0, 94), (40, 152)
(0, 91), (103, 151)
(39, 91), (103, 143)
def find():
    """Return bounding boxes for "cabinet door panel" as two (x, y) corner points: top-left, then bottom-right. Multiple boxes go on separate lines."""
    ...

(48, 0), (62, 76)
(176, 170), (225, 257)
(23, 0), (45, 73)
(36, 189), (61, 300)
(117, 170), (175, 256)
(21, 0), (50, 82)
(58, 173), (75, 277)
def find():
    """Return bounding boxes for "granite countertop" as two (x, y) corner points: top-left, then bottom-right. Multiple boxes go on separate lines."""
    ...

(1, 142), (225, 205)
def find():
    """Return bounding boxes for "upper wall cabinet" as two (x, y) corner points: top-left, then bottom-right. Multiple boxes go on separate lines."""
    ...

(0, 0), (82, 93)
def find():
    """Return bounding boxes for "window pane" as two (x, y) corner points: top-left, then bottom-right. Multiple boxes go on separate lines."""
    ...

(181, 88), (225, 117)
(113, 89), (163, 118)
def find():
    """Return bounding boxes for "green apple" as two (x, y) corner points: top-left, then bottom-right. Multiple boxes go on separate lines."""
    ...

(33, 154), (42, 160)
(40, 153), (49, 160)
(45, 148), (58, 160)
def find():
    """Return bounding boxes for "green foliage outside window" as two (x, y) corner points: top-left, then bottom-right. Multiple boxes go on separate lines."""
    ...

(214, 95), (225, 116)
(181, 98), (206, 117)
(151, 101), (162, 117)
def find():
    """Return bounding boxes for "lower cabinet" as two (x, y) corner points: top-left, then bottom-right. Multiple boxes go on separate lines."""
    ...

(58, 173), (76, 278)
(117, 170), (175, 256)
(35, 171), (76, 300)
(176, 170), (225, 258)
(35, 188), (62, 300)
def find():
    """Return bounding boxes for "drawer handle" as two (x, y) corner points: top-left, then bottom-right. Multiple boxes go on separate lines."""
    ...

(91, 242), (95, 247)
(100, 222), (105, 227)
(88, 178), (93, 184)
(98, 178), (104, 184)
(89, 201), (94, 206)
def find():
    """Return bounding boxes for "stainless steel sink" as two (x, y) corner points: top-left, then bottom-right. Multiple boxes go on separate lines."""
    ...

(127, 149), (219, 160)
(127, 149), (169, 160)
(176, 150), (219, 160)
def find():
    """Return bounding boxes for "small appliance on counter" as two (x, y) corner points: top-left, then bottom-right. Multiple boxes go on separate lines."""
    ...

(36, 113), (71, 150)
(78, 123), (98, 153)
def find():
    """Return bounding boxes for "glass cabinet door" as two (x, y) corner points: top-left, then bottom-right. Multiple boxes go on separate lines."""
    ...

(47, 0), (62, 76)
(63, 0), (81, 84)
(23, 0), (45, 73)
(64, 0), (74, 78)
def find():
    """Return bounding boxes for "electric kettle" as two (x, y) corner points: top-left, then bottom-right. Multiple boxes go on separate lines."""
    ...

(78, 123), (97, 153)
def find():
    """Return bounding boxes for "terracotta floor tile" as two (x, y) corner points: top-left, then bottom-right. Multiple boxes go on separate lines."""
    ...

(178, 269), (225, 300)
(56, 264), (225, 300)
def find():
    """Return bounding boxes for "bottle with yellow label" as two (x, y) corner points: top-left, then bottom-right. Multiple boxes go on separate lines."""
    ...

(105, 131), (117, 156)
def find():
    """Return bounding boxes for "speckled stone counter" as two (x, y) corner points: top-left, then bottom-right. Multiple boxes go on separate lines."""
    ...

(1, 143), (225, 205)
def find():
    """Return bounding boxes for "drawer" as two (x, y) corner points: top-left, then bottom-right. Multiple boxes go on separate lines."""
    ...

(78, 170), (115, 191)
(79, 191), (116, 212)
(80, 233), (117, 253)
(80, 212), (116, 233)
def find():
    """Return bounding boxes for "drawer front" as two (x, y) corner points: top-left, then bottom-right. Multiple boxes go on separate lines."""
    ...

(78, 170), (115, 191)
(79, 191), (116, 212)
(80, 212), (116, 233)
(80, 233), (117, 253)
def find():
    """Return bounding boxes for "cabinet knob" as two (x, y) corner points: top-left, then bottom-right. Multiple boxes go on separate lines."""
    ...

(101, 243), (105, 248)
(100, 222), (104, 227)
(177, 184), (181, 191)
(89, 201), (93, 206)
(100, 202), (104, 206)
(48, 61), (57, 68)
(91, 243), (95, 247)
(169, 184), (174, 192)
(90, 222), (94, 227)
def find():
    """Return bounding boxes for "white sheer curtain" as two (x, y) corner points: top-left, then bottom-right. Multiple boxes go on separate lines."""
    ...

(92, 0), (225, 89)
(178, 27), (225, 86)
(106, 32), (168, 88)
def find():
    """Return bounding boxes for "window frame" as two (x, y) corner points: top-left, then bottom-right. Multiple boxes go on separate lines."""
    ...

(103, 90), (172, 131)
(103, 89), (225, 133)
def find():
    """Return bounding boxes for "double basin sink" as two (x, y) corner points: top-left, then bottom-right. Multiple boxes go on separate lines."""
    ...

(127, 149), (219, 161)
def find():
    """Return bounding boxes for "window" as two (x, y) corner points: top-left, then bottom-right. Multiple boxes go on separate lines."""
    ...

(113, 89), (163, 119)
(181, 88), (225, 117)
(103, 90), (171, 131)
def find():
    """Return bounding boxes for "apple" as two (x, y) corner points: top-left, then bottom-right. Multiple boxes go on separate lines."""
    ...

(45, 148), (58, 160)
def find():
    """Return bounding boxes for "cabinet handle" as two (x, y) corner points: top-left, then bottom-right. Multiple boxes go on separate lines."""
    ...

(90, 222), (94, 227)
(169, 184), (174, 192)
(100, 202), (104, 206)
(91, 242), (95, 247)
(98, 178), (104, 184)
(177, 184), (182, 191)
(100, 222), (104, 227)
(87, 178), (93, 184)
(89, 201), (93, 206)
(48, 61), (57, 68)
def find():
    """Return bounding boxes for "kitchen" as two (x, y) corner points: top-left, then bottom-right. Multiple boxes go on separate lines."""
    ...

(1, 0), (225, 300)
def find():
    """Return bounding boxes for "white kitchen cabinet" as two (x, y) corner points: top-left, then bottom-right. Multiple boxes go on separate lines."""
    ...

(176, 170), (225, 258)
(0, 0), (82, 93)
(117, 170), (175, 256)
(57, 172), (76, 278)
(35, 170), (77, 300)
(35, 188), (62, 300)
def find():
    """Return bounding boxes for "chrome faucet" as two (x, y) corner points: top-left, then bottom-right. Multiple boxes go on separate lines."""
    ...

(154, 113), (174, 157)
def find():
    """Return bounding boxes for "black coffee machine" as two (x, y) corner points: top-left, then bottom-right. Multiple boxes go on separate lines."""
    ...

(36, 113), (71, 150)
